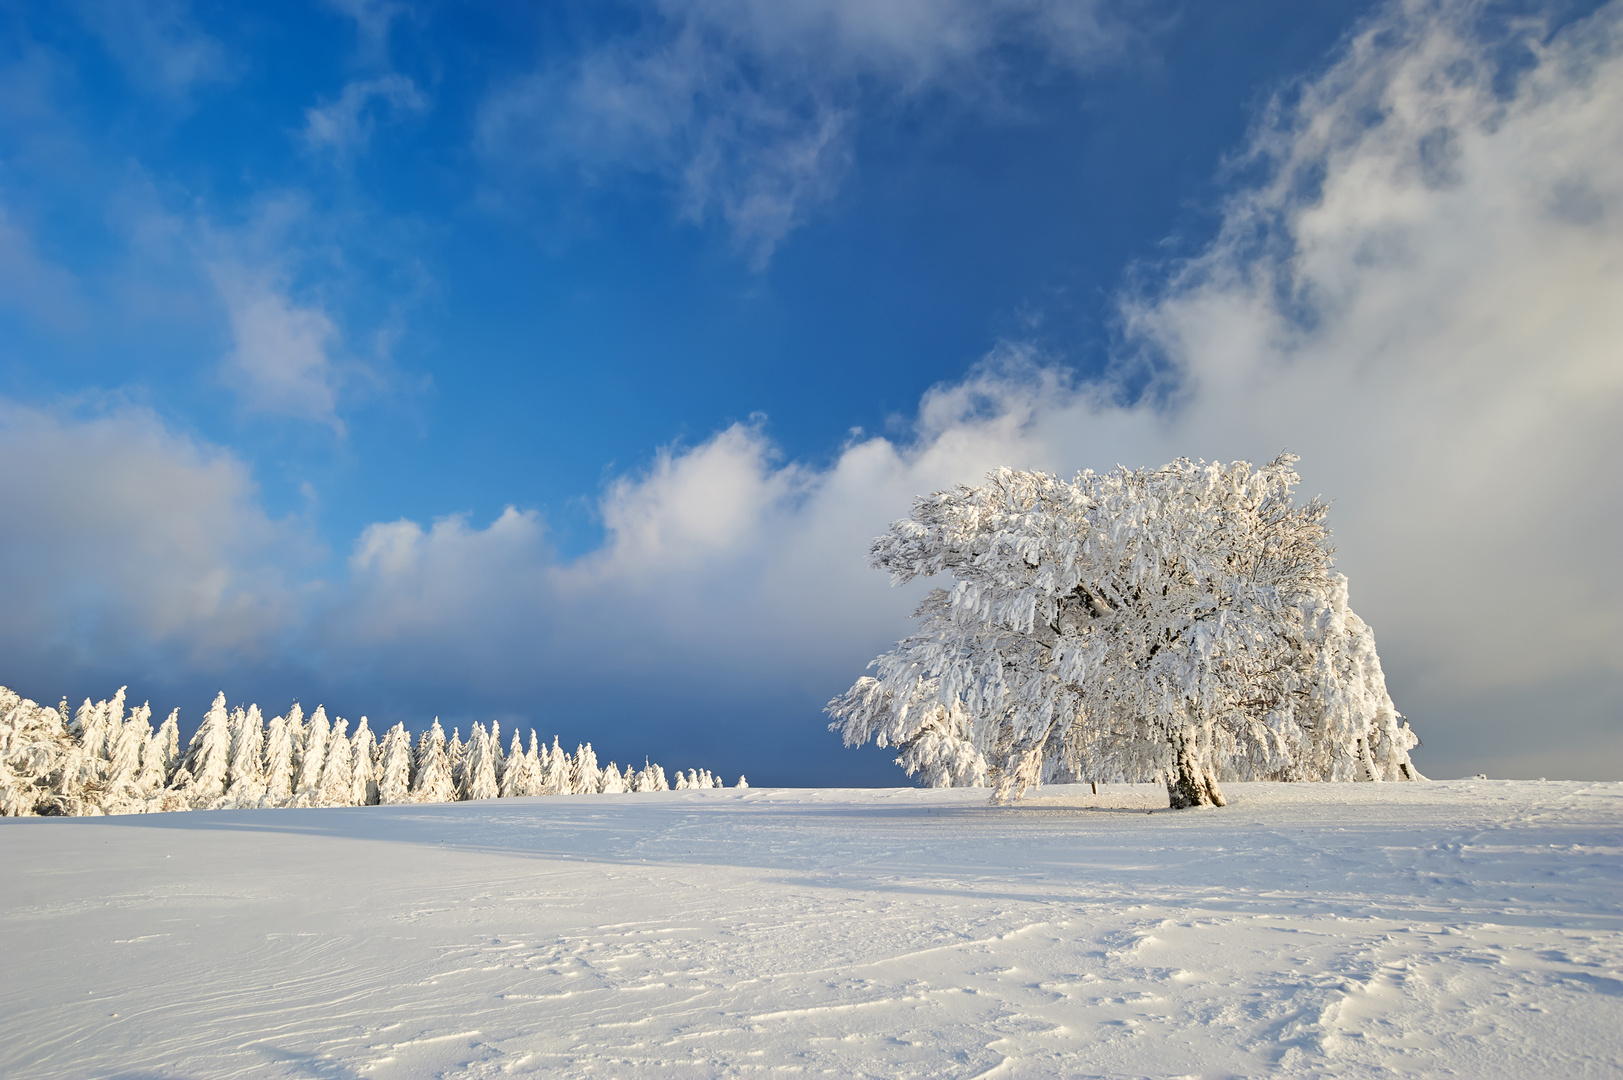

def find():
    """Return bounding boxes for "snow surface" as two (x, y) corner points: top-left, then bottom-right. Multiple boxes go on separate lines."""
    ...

(2, 781), (1619, 1079)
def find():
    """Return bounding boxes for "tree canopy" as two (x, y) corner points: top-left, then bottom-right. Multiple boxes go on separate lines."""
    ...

(827, 455), (1422, 807)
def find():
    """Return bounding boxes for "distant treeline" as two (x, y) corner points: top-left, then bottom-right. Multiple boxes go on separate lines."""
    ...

(0, 685), (736, 817)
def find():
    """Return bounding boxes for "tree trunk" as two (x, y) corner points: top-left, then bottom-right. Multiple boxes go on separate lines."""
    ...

(1166, 727), (1226, 809)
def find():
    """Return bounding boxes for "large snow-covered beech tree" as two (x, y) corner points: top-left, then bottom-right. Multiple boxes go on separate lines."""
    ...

(0, 684), (722, 815)
(827, 456), (1423, 808)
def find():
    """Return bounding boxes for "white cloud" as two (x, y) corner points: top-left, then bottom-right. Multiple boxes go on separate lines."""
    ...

(0, 401), (299, 677)
(303, 74), (427, 161)
(478, 0), (1122, 265)
(211, 263), (346, 430)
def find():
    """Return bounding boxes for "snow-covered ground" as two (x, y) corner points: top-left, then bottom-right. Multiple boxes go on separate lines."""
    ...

(2, 781), (1619, 1079)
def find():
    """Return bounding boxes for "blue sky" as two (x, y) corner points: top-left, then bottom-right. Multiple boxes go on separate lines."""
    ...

(2, 0), (1619, 784)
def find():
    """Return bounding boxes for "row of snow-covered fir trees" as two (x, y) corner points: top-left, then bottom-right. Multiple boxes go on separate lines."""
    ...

(0, 684), (736, 817)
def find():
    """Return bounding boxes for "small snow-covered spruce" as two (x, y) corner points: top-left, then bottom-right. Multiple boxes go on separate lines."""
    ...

(261, 710), (295, 806)
(350, 717), (379, 806)
(447, 728), (466, 792)
(459, 723), (500, 802)
(498, 730), (533, 798)
(542, 737), (570, 794)
(570, 743), (601, 795)
(826, 456), (1424, 810)
(375, 723), (414, 804)
(317, 717), (353, 807)
(736, 775), (748, 789)
(293, 706), (330, 805)
(177, 693), (233, 809)
(410, 720), (456, 804)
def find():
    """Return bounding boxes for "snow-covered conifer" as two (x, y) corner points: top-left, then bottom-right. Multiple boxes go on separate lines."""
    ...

(459, 723), (500, 802)
(282, 703), (306, 789)
(489, 720), (503, 785)
(99, 701), (153, 814)
(375, 723), (414, 804)
(737, 776), (748, 789)
(65, 692), (118, 807)
(0, 689), (76, 815)
(542, 737), (570, 794)
(175, 692), (233, 808)
(317, 718), (353, 806)
(525, 730), (542, 792)
(599, 763), (624, 794)
(673, 769), (689, 791)
(294, 706), (330, 802)
(350, 717), (378, 806)
(639, 756), (665, 792)
(571, 743), (600, 795)
(261, 712), (295, 805)
(106, 702), (148, 789)
(137, 709), (182, 808)
(70, 688), (121, 765)
(448, 727), (467, 789)
(498, 730), (532, 798)
(411, 720), (455, 803)
(827, 455), (1424, 808)
(224, 705), (266, 805)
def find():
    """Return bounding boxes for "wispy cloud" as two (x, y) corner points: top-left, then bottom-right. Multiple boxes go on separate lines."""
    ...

(71, 0), (233, 98)
(478, 0), (1124, 266)
(0, 204), (86, 331)
(303, 73), (427, 162)
(324, 0), (408, 66)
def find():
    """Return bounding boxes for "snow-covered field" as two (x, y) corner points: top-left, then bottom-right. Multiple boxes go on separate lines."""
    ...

(2, 781), (1619, 1079)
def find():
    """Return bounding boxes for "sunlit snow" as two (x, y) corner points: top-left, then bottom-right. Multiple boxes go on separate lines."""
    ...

(3, 781), (1619, 1078)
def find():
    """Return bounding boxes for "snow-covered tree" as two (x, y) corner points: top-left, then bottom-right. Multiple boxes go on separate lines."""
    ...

(139, 709), (183, 809)
(489, 720), (504, 786)
(569, 743), (599, 794)
(524, 731), (544, 794)
(736, 776), (748, 789)
(459, 723), (500, 802)
(828, 456), (1423, 809)
(174, 692), (233, 808)
(411, 720), (456, 803)
(294, 706), (330, 803)
(106, 701), (149, 790)
(282, 703), (306, 791)
(350, 717), (379, 806)
(262, 711), (295, 805)
(100, 701), (154, 814)
(316, 718), (353, 806)
(499, 730), (536, 798)
(376, 723), (414, 804)
(0, 690), (74, 815)
(224, 705), (266, 805)
(637, 760), (669, 792)
(542, 737), (570, 794)
(447, 728), (466, 792)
